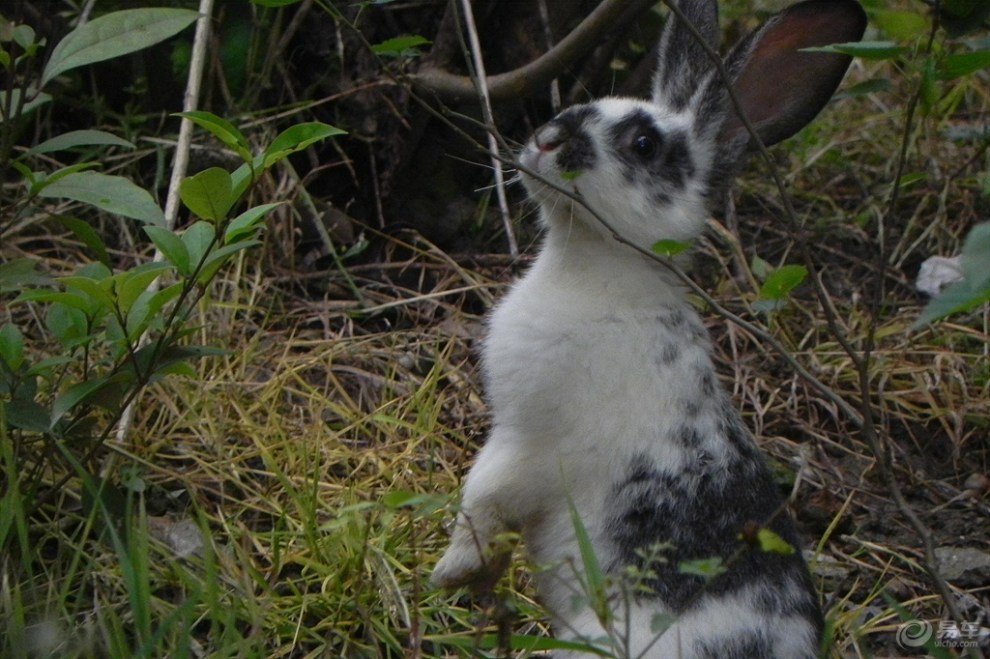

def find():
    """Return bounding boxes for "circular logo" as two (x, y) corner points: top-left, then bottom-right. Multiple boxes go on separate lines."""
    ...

(896, 620), (933, 648)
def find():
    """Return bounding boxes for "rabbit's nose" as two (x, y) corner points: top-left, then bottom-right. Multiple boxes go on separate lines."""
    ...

(535, 123), (569, 152)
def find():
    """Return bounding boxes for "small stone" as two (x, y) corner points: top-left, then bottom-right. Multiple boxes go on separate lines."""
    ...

(934, 546), (990, 587)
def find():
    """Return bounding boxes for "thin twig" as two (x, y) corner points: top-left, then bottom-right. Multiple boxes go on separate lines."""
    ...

(454, 0), (518, 257)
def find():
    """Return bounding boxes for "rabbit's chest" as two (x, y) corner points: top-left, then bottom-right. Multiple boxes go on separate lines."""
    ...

(484, 289), (717, 443)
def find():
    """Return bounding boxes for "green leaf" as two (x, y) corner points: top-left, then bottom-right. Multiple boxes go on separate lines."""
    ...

(914, 222), (990, 328)
(370, 34), (431, 57)
(179, 167), (234, 221)
(803, 41), (908, 60)
(37, 171), (165, 225)
(759, 265), (808, 301)
(175, 111), (252, 163)
(50, 377), (112, 428)
(225, 203), (280, 243)
(60, 274), (115, 313)
(46, 303), (89, 348)
(920, 58), (938, 116)
(6, 400), (51, 433)
(182, 221), (217, 269)
(873, 10), (929, 41)
(262, 122), (346, 169)
(566, 493), (607, 613)
(939, 50), (990, 80)
(113, 262), (171, 314)
(651, 239), (692, 258)
(678, 557), (726, 578)
(145, 226), (191, 275)
(41, 8), (199, 87)
(756, 528), (796, 555)
(25, 130), (134, 156)
(0, 259), (51, 290)
(0, 325), (25, 371)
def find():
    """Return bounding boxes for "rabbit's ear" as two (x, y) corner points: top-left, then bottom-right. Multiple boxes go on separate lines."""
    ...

(651, 0), (720, 112)
(716, 0), (867, 152)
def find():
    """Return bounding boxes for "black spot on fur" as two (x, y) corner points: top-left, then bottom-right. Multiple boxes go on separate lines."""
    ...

(605, 450), (817, 625)
(698, 370), (718, 397)
(545, 105), (601, 174)
(656, 342), (680, 367)
(606, 109), (696, 194)
(683, 399), (702, 418)
(676, 424), (702, 448)
(657, 306), (687, 331)
(694, 632), (773, 659)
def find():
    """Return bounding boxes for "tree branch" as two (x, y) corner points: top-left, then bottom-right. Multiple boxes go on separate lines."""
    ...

(410, 0), (657, 103)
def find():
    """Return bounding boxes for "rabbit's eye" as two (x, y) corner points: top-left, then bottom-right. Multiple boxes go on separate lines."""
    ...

(632, 134), (658, 159)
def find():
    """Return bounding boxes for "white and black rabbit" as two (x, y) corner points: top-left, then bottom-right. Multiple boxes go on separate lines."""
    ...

(432, 1), (866, 657)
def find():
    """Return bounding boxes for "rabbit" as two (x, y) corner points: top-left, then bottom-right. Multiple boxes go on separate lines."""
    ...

(431, 0), (866, 657)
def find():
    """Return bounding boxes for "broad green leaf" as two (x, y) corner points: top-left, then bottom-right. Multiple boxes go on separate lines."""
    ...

(127, 282), (183, 337)
(50, 377), (112, 427)
(0, 325), (25, 370)
(959, 222), (990, 288)
(113, 262), (171, 313)
(6, 400), (51, 433)
(60, 274), (115, 312)
(145, 225), (191, 275)
(41, 8), (199, 87)
(175, 111), (252, 163)
(873, 10), (929, 41)
(914, 222), (990, 327)
(18, 290), (94, 315)
(756, 528), (795, 555)
(370, 35), (431, 57)
(13, 25), (40, 52)
(759, 264), (808, 301)
(26, 130), (134, 156)
(803, 41), (908, 60)
(225, 202), (280, 243)
(181, 221), (217, 269)
(837, 78), (893, 98)
(26, 162), (98, 195)
(939, 50), (990, 80)
(179, 167), (234, 221)
(46, 303), (89, 348)
(0, 258), (51, 290)
(651, 239), (692, 258)
(262, 122), (346, 168)
(38, 171), (165, 225)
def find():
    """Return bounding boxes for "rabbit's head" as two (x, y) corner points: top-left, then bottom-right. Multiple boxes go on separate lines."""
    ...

(519, 0), (866, 250)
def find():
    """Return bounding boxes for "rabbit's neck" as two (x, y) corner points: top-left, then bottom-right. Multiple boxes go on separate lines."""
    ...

(532, 217), (689, 312)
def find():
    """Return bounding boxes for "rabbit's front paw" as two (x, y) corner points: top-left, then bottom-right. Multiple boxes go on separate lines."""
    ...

(431, 521), (514, 593)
